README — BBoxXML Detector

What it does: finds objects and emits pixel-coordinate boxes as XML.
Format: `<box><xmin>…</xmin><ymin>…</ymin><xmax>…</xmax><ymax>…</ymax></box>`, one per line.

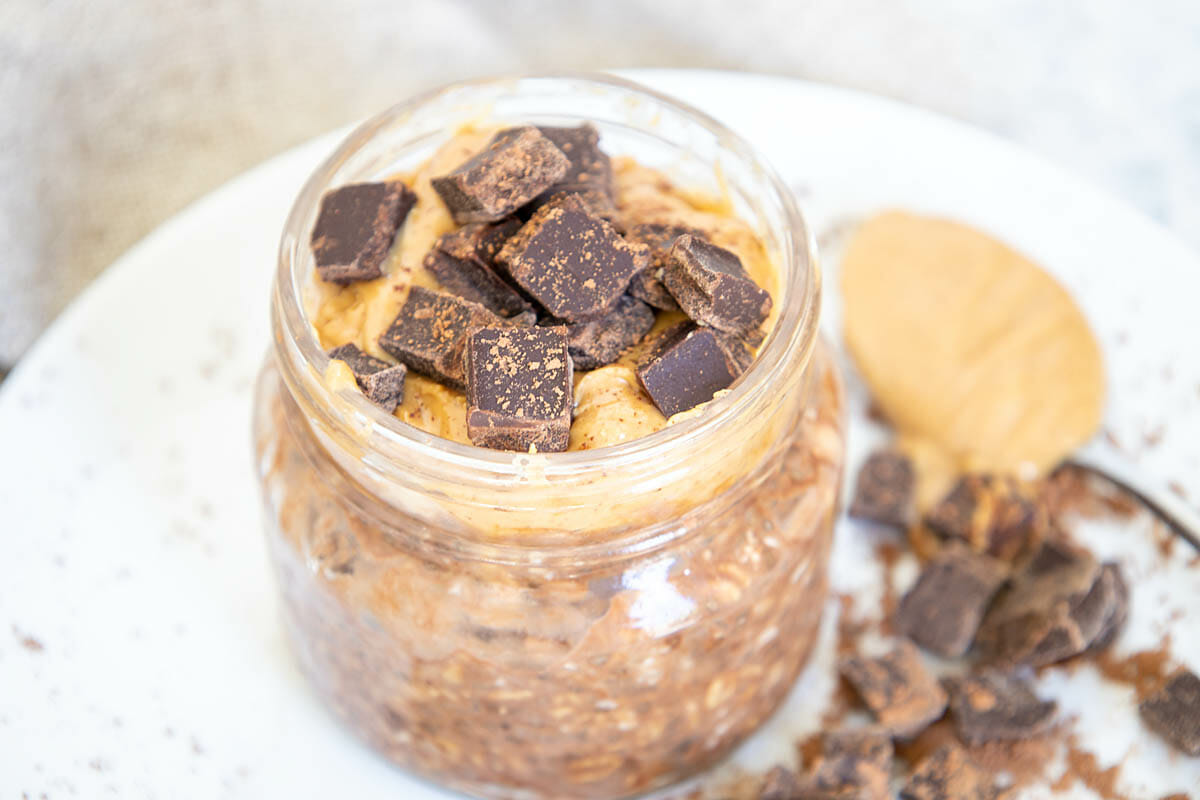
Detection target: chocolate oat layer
<box><xmin>307</xmin><ymin>125</ymin><xmax>780</xmax><ymax>451</ymax></box>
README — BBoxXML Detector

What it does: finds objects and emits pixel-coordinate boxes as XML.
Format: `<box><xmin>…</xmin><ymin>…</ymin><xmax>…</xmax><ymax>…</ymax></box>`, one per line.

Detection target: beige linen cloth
<box><xmin>1</xmin><ymin>0</ymin><xmax>1196</xmax><ymax>371</ymax></box>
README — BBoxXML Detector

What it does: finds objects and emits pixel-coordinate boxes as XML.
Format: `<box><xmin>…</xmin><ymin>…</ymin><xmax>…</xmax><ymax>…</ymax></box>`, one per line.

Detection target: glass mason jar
<box><xmin>253</xmin><ymin>75</ymin><xmax>845</xmax><ymax>799</ymax></box>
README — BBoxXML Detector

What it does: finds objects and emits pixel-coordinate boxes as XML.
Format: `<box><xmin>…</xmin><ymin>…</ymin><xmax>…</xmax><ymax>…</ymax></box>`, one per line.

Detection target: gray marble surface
<box><xmin>1</xmin><ymin>0</ymin><xmax>1198</xmax><ymax>370</ymax></box>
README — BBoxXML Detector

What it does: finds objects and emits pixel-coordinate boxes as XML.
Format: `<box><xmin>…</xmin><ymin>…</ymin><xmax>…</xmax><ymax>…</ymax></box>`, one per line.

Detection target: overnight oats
<box><xmin>252</xmin><ymin>75</ymin><xmax>845</xmax><ymax>799</ymax></box>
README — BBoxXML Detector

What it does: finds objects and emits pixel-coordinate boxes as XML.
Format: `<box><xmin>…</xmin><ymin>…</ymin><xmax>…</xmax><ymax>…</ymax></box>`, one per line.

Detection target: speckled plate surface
<box><xmin>1</xmin><ymin>70</ymin><xmax>1197</xmax><ymax>799</ymax></box>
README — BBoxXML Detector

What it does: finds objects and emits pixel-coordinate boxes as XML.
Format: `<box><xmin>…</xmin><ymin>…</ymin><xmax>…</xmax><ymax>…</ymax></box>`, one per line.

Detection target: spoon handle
<box><xmin>1069</xmin><ymin>439</ymin><xmax>1200</xmax><ymax>552</ymax></box>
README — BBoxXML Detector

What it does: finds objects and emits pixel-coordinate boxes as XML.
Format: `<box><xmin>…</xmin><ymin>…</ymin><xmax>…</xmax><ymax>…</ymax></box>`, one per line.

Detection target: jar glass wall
<box><xmin>253</xmin><ymin>74</ymin><xmax>845</xmax><ymax>799</ymax></box>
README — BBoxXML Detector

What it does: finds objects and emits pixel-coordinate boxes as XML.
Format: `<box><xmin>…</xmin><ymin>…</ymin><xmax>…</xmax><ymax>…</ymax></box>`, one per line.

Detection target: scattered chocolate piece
<box><xmin>636</xmin><ymin>323</ymin><xmax>745</xmax><ymax>418</ymax></box>
<box><xmin>424</xmin><ymin>221</ymin><xmax>535</xmax><ymax>319</ymax></box>
<box><xmin>378</xmin><ymin>287</ymin><xmax>508</xmax><ymax>390</ymax></box>
<box><xmin>839</xmin><ymin>641</ymin><xmax>948</xmax><ymax>738</ymax></box>
<box><xmin>627</xmin><ymin>222</ymin><xmax>699</xmax><ymax>310</ymax></box>
<box><xmin>758</xmin><ymin>765</ymin><xmax>802</xmax><ymax>800</ymax></box>
<box><xmin>849</xmin><ymin>450</ymin><xmax>916</xmax><ymax>529</ymax></box>
<box><xmin>663</xmin><ymin>234</ymin><xmax>772</xmax><ymax>335</ymax></box>
<box><xmin>1139</xmin><ymin>669</ymin><xmax>1200</xmax><ymax>756</ymax></box>
<box><xmin>975</xmin><ymin>541</ymin><xmax>1110</xmax><ymax>667</ymax></box>
<box><xmin>562</xmin><ymin>295</ymin><xmax>655</xmax><ymax>370</ymax></box>
<box><xmin>465</xmin><ymin>326</ymin><xmax>573</xmax><ymax>452</ymax></box>
<box><xmin>900</xmin><ymin>746</ymin><xmax>1005</xmax><ymax>800</ymax></box>
<box><xmin>431</xmin><ymin>127</ymin><xmax>570</xmax><ymax>223</ymax></box>
<box><xmin>943</xmin><ymin>672</ymin><xmax>1057</xmax><ymax>745</ymax></box>
<box><xmin>895</xmin><ymin>546</ymin><xmax>1007</xmax><ymax>658</ymax></box>
<box><xmin>925</xmin><ymin>474</ymin><xmax>1041</xmax><ymax>561</ymax></box>
<box><xmin>327</xmin><ymin>343</ymin><xmax>407</xmax><ymax>413</ymax></box>
<box><xmin>537</xmin><ymin>124</ymin><xmax>615</xmax><ymax>198</ymax></box>
<box><xmin>798</xmin><ymin>730</ymin><xmax>893</xmax><ymax>800</ymax></box>
<box><xmin>497</xmin><ymin>195</ymin><xmax>648</xmax><ymax>322</ymax></box>
<box><xmin>311</xmin><ymin>181</ymin><xmax>416</xmax><ymax>284</ymax></box>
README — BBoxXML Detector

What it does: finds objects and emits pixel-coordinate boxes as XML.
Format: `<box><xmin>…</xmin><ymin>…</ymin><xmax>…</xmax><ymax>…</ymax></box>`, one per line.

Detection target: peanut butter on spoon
<box><xmin>841</xmin><ymin>211</ymin><xmax>1105</xmax><ymax>510</ymax></box>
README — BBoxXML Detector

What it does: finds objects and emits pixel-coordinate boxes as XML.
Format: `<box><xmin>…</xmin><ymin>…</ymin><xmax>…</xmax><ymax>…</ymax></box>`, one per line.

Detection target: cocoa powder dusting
<box><xmin>1094</xmin><ymin>636</ymin><xmax>1174</xmax><ymax>701</ymax></box>
<box><xmin>895</xmin><ymin>719</ymin><xmax>1061</xmax><ymax>794</ymax></box>
<box><xmin>1052</xmin><ymin>736</ymin><xmax>1129</xmax><ymax>800</ymax></box>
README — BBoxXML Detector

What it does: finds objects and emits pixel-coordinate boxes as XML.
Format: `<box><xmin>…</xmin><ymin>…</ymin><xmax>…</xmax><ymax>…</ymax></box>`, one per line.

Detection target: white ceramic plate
<box><xmin>1</xmin><ymin>70</ymin><xmax>1197</xmax><ymax>799</ymax></box>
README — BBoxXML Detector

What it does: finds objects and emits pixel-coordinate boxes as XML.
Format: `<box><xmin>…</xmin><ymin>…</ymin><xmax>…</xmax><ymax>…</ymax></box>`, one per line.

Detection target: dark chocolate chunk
<box><xmin>525</xmin><ymin>186</ymin><xmax>623</xmax><ymax>230</ymax></box>
<box><xmin>424</xmin><ymin>221</ymin><xmax>535</xmax><ymax>319</ymax></box>
<box><xmin>431</xmin><ymin>127</ymin><xmax>570</xmax><ymax>224</ymax></box>
<box><xmin>797</xmin><ymin>730</ymin><xmax>893</xmax><ymax>800</ymax></box>
<box><xmin>1139</xmin><ymin>669</ymin><xmax>1200</xmax><ymax>756</ymax></box>
<box><xmin>564</xmin><ymin>295</ymin><xmax>656</xmax><ymax>370</ymax></box>
<box><xmin>925</xmin><ymin>474</ymin><xmax>1040</xmax><ymax>561</ymax></box>
<box><xmin>378</xmin><ymin>286</ymin><xmax>507</xmax><ymax>390</ymax></box>
<box><xmin>849</xmin><ymin>450</ymin><xmax>916</xmax><ymax>529</ymax></box>
<box><xmin>943</xmin><ymin>672</ymin><xmax>1057</xmax><ymax>745</ymax></box>
<box><xmin>895</xmin><ymin>546</ymin><xmax>1007</xmax><ymax>658</ymax></box>
<box><xmin>627</xmin><ymin>222</ymin><xmax>701</xmax><ymax>310</ymax></box>
<box><xmin>839</xmin><ymin>641</ymin><xmax>948</xmax><ymax>738</ymax></box>
<box><xmin>536</xmin><ymin>124</ymin><xmax>614</xmax><ymax>198</ymax></box>
<box><xmin>1086</xmin><ymin>563</ymin><xmax>1129</xmax><ymax>653</ymax></box>
<box><xmin>327</xmin><ymin>343</ymin><xmax>407</xmax><ymax>413</ymax></box>
<box><xmin>975</xmin><ymin>541</ymin><xmax>1104</xmax><ymax>667</ymax></box>
<box><xmin>636</xmin><ymin>323</ymin><xmax>745</xmax><ymax>418</ymax></box>
<box><xmin>758</xmin><ymin>765</ymin><xmax>802</xmax><ymax>800</ymax></box>
<box><xmin>310</xmin><ymin>180</ymin><xmax>416</xmax><ymax>284</ymax></box>
<box><xmin>663</xmin><ymin>233</ymin><xmax>772</xmax><ymax>335</ymax></box>
<box><xmin>497</xmin><ymin>195</ymin><xmax>648</xmax><ymax>322</ymax></box>
<box><xmin>715</xmin><ymin>329</ymin><xmax>757</xmax><ymax>375</ymax></box>
<box><xmin>900</xmin><ymin>746</ymin><xmax>1005</xmax><ymax>800</ymax></box>
<box><xmin>465</xmin><ymin>326</ymin><xmax>573</xmax><ymax>452</ymax></box>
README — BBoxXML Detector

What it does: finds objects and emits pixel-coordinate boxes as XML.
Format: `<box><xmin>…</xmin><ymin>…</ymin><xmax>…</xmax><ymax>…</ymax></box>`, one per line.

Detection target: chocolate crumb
<box><xmin>465</xmin><ymin>326</ymin><xmax>573</xmax><ymax>452</ymax></box>
<box><xmin>636</xmin><ymin>322</ymin><xmax>745</xmax><ymax>418</ymax></box>
<box><xmin>840</xmin><ymin>641</ymin><xmax>948</xmax><ymax>739</ymax></box>
<box><xmin>497</xmin><ymin>195</ymin><xmax>648</xmax><ymax>322</ymax></box>
<box><xmin>943</xmin><ymin>672</ymin><xmax>1057</xmax><ymax>745</ymax></box>
<box><xmin>378</xmin><ymin>287</ymin><xmax>509</xmax><ymax>390</ymax></box>
<box><xmin>311</xmin><ymin>180</ymin><xmax>416</xmax><ymax>284</ymax></box>
<box><xmin>849</xmin><ymin>450</ymin><xmax>916</xmax><ymax>529</ymax></box>
<box><xmin>1139</xmin><ymin>669</ymin><xmax>1200</xmax><ymax>756</ymax></box>
<box><xmin>327</xmin><ymin>343</ymin><xmax>407</xmax><ymax>413</ymax></box>
<box><xmin>663</xmin><ymin>234</ymin><xmax>773</xmax><ymax>335</ymax></box>
<box><xmin>900</xmin><ymin>746</ymin><xmax>1005</xmax><ymax>800</ymax></box>
<box><xmin>431</xmin><ymin>127</ymin><xmax>570</xmax><ymax>223</ymax></box>
<box><xmin>19</xmin><ymin>634</ymin><xmax>44</xmax><ymax>653</ymax></box>
<box><xmin>562</xmin><ymin>295</ymin><xmax>655</xmax><ymax>370</ymax></box>
<box><xmin>895</xmin><ymin>546</ymin><xmax>1006</xmax><ymax>658</ymax></box>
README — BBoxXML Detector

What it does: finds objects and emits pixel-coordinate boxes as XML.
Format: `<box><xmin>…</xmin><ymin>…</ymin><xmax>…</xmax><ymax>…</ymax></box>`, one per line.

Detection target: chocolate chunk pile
<box><xmin>755</xmin><ymin>447</ymin><xmax>1187</xmax><ymax>798</ymax></box>
<box><xmin>311</xmin><ymin>122</ymin><xmax>776</xmax><ymax>451</ymax></box>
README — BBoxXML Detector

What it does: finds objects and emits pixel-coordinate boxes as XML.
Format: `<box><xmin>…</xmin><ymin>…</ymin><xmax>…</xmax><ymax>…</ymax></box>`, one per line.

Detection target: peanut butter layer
<box><xmin>841</xmin><ymin>211</ymin><xmax>1105</xmax><ymax>508</ymax></box>
<box><xmin>311</xmin><ymin>130</ymin><xmax>780</xmax><ymax>451</ymax></box>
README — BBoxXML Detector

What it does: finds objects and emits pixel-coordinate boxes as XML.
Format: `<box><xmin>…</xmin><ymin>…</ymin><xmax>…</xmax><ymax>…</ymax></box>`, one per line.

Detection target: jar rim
<box><xmin>273</xmin><ymin>72</ymin><xmax>820</xmax><ymax>490</ymax></box>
